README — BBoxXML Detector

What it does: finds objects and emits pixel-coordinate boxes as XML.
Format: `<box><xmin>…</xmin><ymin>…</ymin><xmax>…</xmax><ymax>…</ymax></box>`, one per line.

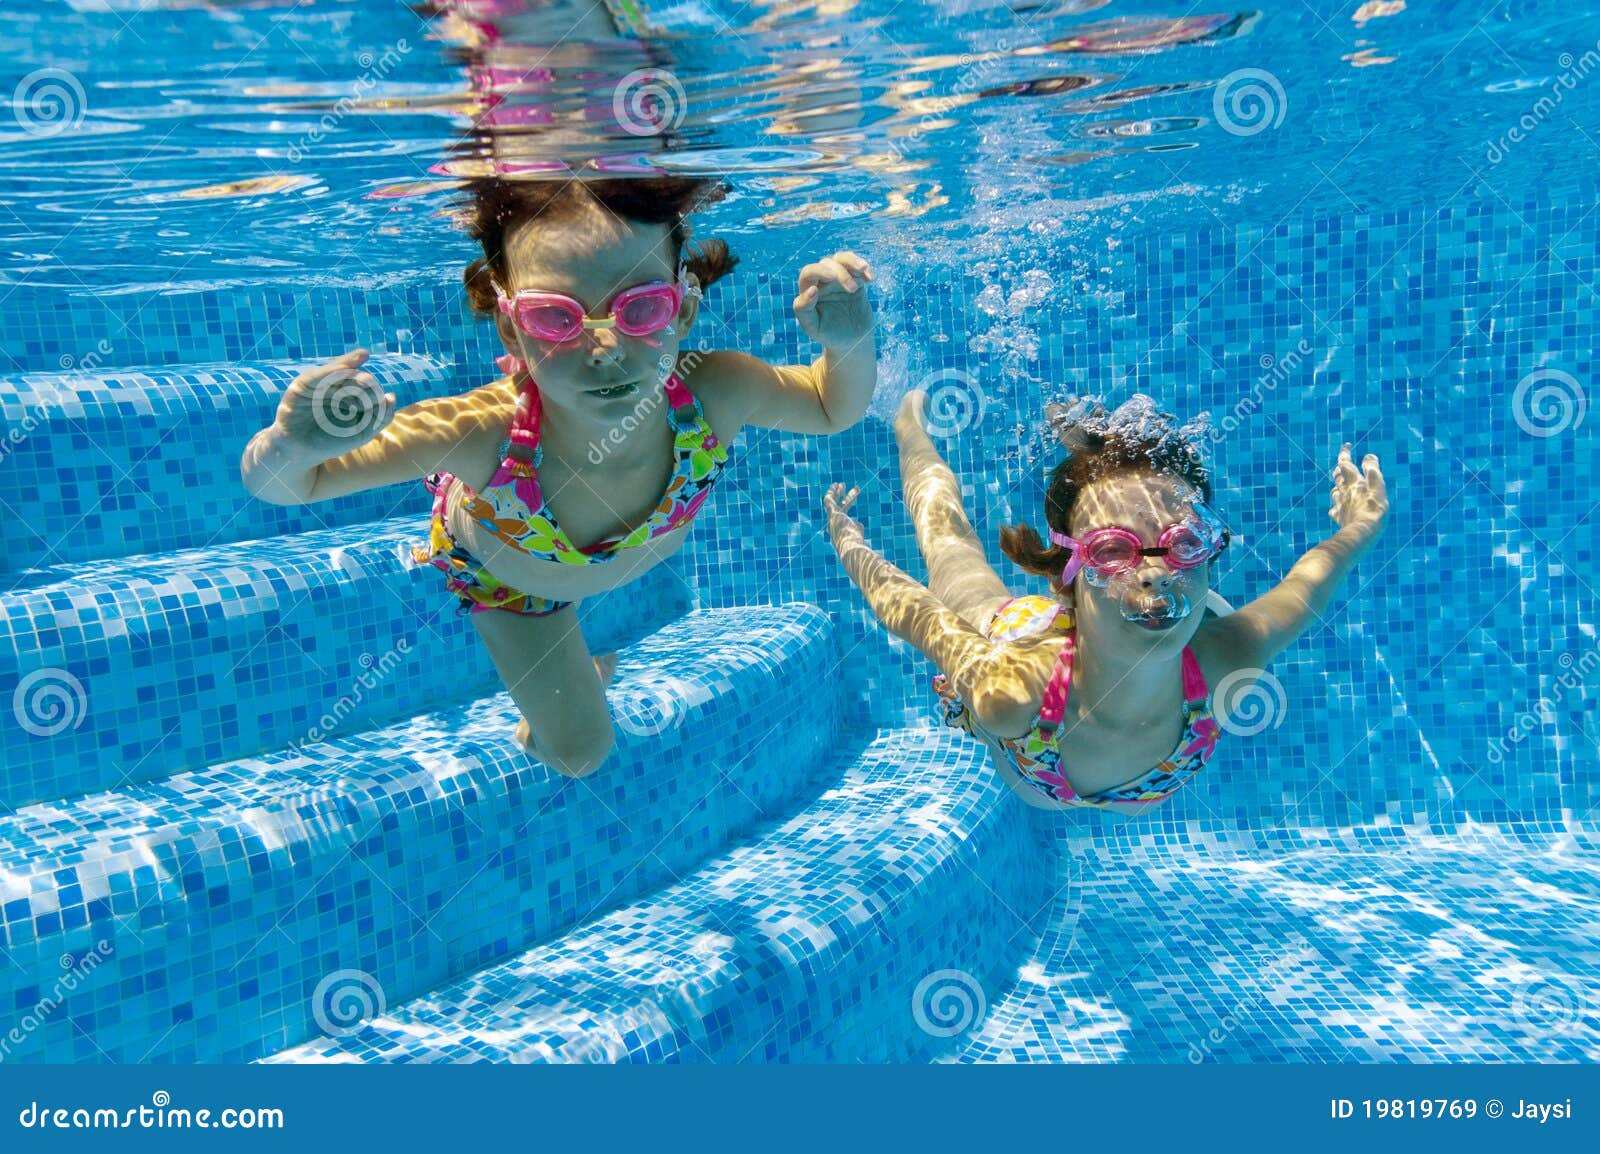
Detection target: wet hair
<box><xmin>1000</xmin><ymin>395</ymin><xmax>1214</xmax><ymax>583</ymax></box>
<box><xmin>459</xmin><ymin>176</ymin><xmax>740</xmax><ymax>316</ymax></box>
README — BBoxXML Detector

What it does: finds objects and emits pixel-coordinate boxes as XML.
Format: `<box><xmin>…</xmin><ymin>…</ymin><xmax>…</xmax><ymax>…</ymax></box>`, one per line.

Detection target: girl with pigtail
<box><xmin>825</xmin><ymin>390</ymin><xmax>1388</xmax><ymax>817</ymax></box>
<box><xmin>244</xmin><ymin>177</ymin><xmax>876</xmax><ymax>777</ymax></box>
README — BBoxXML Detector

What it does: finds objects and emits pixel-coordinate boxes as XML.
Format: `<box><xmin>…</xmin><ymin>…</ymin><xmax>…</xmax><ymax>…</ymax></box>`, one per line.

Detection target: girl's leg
<box><xmin>895</xmin><ymin>389</ymin><xmax>1013</xmax><ymax>630</ymax></box>
<box><xmin>470</xmin><ymin>603</ymin><xmax>615</xmax><ymax>778</ymax></box>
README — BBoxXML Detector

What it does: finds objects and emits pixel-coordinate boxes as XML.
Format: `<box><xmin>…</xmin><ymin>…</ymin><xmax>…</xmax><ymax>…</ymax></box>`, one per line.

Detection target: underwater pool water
<box><xmin>0</xmin><ymin>0</ymin><xmax>1597</xmax><ymax>1065</ymax></box>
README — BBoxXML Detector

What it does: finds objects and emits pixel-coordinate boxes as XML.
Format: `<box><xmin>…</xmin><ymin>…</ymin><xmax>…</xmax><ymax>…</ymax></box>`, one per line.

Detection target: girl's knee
<box><xmin>545</xmin><ymin>724</ymin><xmax>616</xmax><ymax>779</ymax></box>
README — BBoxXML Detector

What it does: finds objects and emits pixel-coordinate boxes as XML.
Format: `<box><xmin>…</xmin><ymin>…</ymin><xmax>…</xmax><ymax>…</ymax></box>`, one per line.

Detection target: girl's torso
<box><xmin>951</xmin><ymin>596</ymin><xmax>1231</xmax><ymax>818</ymax></box>
<box><xmin>442</xmin><ymin>369</ymin><xmax>735</xmax><ymax>601</ymax></box>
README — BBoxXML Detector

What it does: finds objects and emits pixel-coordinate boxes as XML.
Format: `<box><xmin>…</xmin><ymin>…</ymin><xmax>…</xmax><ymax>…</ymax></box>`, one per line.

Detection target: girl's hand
<box><xmin>272</xmin><ymin>349</ymin><xmax>396</xmax><ymax>458</ymax></box>
<box><xmin>795</xmin><ymin>251</ymin><xmax>874</xmax><ymax>350</ymax></box>
<box><xmin>1329</xmin><ymin>442</ymin><xmax>1388</xmax><ymax>546</ymax></box>
<box><xmin>824</xmin><ymin>482</ymin><xmax>863</xmax><ymax>545</ymax></box>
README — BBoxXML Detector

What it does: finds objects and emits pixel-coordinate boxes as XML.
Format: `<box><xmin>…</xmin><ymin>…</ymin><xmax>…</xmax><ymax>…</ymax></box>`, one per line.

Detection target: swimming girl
<box><xmin>242</xmin><ymin>177</ymin><xmax>875</xmax><ymax>777</ymax></box>
<box><xmin>824</xmin><ymin>391</ymin><xmax>1388</xmax><ymax>817</ymax></box>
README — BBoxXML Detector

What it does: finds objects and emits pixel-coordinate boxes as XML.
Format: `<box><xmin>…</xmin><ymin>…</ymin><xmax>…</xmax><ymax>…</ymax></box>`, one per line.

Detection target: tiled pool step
<box><xmin>262</xmin><ymin>727</ymin><xmax>1042</xmax><ymax>1064</ymax></box>
<box><xmin>0</xmin><ymin>354</ymin><xmax>464</xmax><ymax>576</ymax></box>
<box><xmin>948</xmin><ymin>823</ymin><xmax>1600</xmax><ymax>1063</ymax></box>
<box><xmin>0</xmin><ymin>604</ymin><xmax>838</xmax><ymax>1063</ymax></box>
<box><xmin>0</xmin><ymin>516</ymin><xmax>689</xmax><ymax>810</ymax></box>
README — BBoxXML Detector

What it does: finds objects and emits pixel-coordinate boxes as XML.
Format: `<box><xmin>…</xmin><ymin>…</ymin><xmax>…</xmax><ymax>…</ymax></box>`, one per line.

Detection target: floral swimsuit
<box><xmin>933</xmin><ymin>595</ymin><xmax>1222</xmax><ymax>808</ymax></box>
<box><xmin>411</xmin><ymin>370</ymin><xmax>729</xmax><ymax>617</ymax></box>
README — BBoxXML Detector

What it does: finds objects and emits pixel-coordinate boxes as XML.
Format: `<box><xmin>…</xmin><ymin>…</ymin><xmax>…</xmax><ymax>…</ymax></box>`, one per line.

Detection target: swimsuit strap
<box><xmin>491</xmin><ymin>376</ymin><xmax>542</xmax><ymax>470</ymax></box>
<box><xmin>661</xmin><ymin>372</ymin><xmax>704</xmax><ymax>430</ymax></box>
<box><xmin>1180</xmin><ymin>646</ymin><xmax>1209</xmax><ymax>705</ymax></box>
<box><xmin>1034</xmin><ymin>630</ymin><xmax>1077</xmax><ymax>736</ymax></box>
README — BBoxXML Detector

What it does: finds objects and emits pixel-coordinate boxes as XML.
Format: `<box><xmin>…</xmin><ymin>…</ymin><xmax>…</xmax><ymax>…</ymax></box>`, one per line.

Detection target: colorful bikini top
<box><xmin>453</xmin><ymin>370</ymin><xmax>730</xmax><ymax>565</ymax></box>
<box><xmin>934</xmin><ymin>595</ymin><xmax>1222</xmax><ymax>808</ymax></box>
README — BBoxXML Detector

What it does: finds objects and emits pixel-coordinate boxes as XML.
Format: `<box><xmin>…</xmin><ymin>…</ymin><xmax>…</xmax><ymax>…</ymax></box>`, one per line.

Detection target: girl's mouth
<box><xmin>587</xmin><ymin>381</ymin><xmax>639</xmax><ymax>399</ymax></box>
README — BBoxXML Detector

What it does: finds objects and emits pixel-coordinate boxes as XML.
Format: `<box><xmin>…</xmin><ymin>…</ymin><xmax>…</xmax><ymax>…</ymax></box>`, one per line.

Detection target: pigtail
<box><xmin>999</xmin><ymin>522</ymin><xmax>1068</xmax><ymax>581</ymax></box>
<box><xmin>684</xmin><ymin>237</ymin><xmax>738</xmax><ymax>290</ymax></box>
<box><xmin>463</xmin><ymin>255</ymin><xmax>499</xmax><ymax>318</ymax></box>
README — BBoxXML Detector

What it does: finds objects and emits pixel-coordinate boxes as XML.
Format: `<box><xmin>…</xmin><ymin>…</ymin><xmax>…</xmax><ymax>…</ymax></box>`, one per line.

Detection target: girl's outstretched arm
<box><xmin>695</xmin><ymin>251</ymin><xmax>876</xmax><ymax>435</ymax></box>
<box><xmin>825</xmin><ymin>483</ymin><xmax>1047</xmax><ymax>736</ymax></box>
<box><xmin>240</xmin><ymin>349</ymin><xmax>504</xmax><ymax>505</ymax></box>
<box><xmin>1209</xmin><ymin>442</ymin><xmax>1389</xmax><ymax>669</ymax></box>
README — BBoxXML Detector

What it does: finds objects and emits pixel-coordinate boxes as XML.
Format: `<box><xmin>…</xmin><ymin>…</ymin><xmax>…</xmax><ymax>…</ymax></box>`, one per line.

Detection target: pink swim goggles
<box><xmin>495</xmin><ymin>266</ymin><xmax>694</xmax><ymax>344</ymax></box>
<box><xmin>1048</xmin><ymin>507</ymin><xmax>1229</xmax><ymax>585</ymax></box>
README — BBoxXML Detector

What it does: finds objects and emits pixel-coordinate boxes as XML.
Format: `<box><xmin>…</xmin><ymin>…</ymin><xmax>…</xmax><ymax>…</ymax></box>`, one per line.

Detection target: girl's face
<box><xmin>495</xmin><ymin>204</ymin><xmax>698</xmax><ymax>416</ymax></box>
<box><xmin>1063</xmin><ymin>471</ymin><xmax>1215</xmax><ymax>653</ymax></box>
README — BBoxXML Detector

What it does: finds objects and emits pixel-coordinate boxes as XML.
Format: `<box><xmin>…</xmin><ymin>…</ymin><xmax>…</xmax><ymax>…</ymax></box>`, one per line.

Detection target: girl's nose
<box><xmin>584</xmin><ymin>327</ymin><xmax>622</xmax><ymax>365</ymax></box>
<box><xmin>1137</xmin><ymin>560</ymin><xmax>1174</xmax><ymax>589</ymax></box>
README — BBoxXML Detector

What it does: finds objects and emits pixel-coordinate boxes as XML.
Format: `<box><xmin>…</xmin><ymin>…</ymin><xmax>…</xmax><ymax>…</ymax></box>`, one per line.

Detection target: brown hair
<box><xmin>458</xmin><ymin>176</ymin><xmax>739</xmax><ymax>316</ymax></box>
<box><xmin>999</xmin><ymin>405</ymin><xmax>1214</xmax><ymax>585</ymax></box>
